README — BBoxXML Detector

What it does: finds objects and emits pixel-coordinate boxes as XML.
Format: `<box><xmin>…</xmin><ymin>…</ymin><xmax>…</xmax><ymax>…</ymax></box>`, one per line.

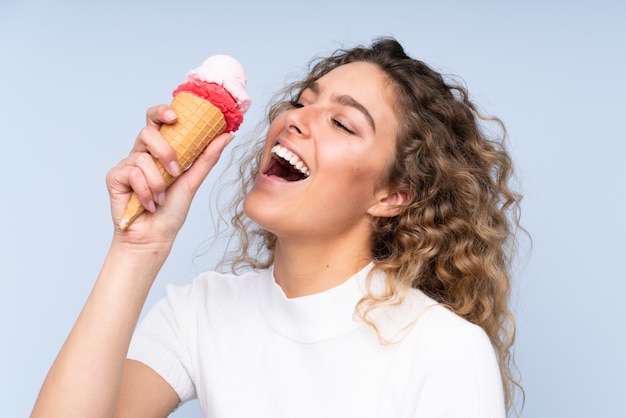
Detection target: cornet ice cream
<box><xmin>119</xmin><ymin>55</ymin><xmax>251</xmax><ymax>230</ymax></box>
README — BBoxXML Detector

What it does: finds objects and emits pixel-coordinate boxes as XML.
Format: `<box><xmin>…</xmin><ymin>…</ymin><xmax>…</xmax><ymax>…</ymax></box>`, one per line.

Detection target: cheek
<box><xmin>325</xmin><ymin>145</ymin><xmax>384</xmax><ymax>183</ymax></box>
<box><xmin>266</xmin><ymin>116</ymin><xmax>284</xmax><ymax>140</ymax></box>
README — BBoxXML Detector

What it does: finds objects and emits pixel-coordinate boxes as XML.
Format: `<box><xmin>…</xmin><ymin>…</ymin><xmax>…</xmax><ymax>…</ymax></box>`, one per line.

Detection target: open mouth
<box><xmin>263</xmin><ymin>144</ymin><xmax>310</xmax><ymax>181</ymax></box>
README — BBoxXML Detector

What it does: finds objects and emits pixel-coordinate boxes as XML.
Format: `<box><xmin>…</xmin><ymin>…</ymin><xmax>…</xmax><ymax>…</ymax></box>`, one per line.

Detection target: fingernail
<box><xmin>146</xmin><ymin>200</ymin><xmax>156</xmax><ymax>213</ymax></box>
<box><xmin>164</xmin><ymin>109</ymin><xmax>177</xmax><ymax>122</ymax></box>
<box><xmin>157</xmin><ymin>192</ymin><xmax>166</xmax><ymax>206</ymax></box>
<box><xmin>168</xmin><ymin>161</ymin><xmax>181</xmax><ymax>176</ymax></box>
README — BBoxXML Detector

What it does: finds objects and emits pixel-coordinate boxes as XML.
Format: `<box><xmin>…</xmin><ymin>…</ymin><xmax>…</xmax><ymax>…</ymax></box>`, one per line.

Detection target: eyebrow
<box><xmin>309</xmin><ymin>81</ymin><xmax>376</xmax><ymax>131</ymax></box>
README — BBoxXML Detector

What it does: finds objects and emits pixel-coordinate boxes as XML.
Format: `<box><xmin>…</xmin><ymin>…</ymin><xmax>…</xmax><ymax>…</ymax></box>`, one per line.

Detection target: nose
<box><xmin>283</xmin><ymin>105</ymin><xmax>311</xmax><ymax>138</ymax></box>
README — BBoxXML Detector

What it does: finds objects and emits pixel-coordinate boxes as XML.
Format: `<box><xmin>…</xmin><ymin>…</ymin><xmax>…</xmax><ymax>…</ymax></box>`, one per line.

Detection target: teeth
<box><xmin>271</xmin><ymin>144</ymin><xmax>310</xmax><ymax>178</ymax></box>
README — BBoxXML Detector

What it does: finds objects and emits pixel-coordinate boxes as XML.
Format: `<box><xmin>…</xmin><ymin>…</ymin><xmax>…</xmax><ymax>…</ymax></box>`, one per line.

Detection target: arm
<box><xmin>31</xmin><ymin>106</ymin><xmax>234</xmax><ymax>418</ymax></box>
<box><xmin>113</xmin><ymin>360</ymin><xmax>180</xmax><ymax>417</ymax></box>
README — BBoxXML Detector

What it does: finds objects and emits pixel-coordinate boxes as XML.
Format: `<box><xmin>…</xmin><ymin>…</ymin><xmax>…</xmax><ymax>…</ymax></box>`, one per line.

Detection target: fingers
<box><xmin>146</xmin><ymin>104</ymin><xmax>177</xmax><ymax>129</ymax></box>
<box><xmin>107</xmin><ymin>106</ymin><xmax>180</xmax><ymax>217</ymax></box>
<box><xmin>108</xmin><ymin>132</ymin><xmax>234</xmax><ymax>225</ymax></box>
<box><xmin>133</xmin><ymin>106</ymin><xmax>181</xmax><ymax>178</ymax></box>
<box><xmin>106</xmin><ymin>154</ymin><xmax>165</xmax><ymax>215</ymax></box>
<box><xmin>127</xmin><ymin>154</ymin><xmax>166</xmax><ymax>211</ymax></box>
<box><xmin>108</xmin><ymin>102</ymin><xmax>236</xmax><ymax>234</ymax></box>
<box><xmin>133</xmin><ymin>126</ymin><xmax>181</xmax><ymax>178</ymax></box>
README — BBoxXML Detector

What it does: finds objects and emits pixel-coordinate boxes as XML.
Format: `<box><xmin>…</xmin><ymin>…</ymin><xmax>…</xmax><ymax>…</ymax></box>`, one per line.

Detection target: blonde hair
<box><xmin>216</xmin><ymin>37</ymin><xmax>524</xmax><ymax>414</ymax></box>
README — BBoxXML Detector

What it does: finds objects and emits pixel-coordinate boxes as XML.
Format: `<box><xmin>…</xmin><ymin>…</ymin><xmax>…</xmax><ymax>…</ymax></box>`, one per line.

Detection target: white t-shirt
<box><xmin>128</xmin><ymin>263</ymin><xmax>505</xmax><ymax>417</ymax></box>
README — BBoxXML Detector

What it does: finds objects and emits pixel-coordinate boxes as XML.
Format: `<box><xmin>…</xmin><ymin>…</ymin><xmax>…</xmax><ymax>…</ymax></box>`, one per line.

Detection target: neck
<box><xmin>272</xmin><ymin>235</ymin><xmax>372</xmax><ymax>298</ymax></box>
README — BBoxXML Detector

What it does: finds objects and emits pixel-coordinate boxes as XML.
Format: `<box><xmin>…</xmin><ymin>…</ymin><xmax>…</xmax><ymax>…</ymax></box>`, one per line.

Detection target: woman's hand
<box><xmin>106</xmin><ymin>104</ymin><xmax>234</xmax><ymax>249</ymax></box>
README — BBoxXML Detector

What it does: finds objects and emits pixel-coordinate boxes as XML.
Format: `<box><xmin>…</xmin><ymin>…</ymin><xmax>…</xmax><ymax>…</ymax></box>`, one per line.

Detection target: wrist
<box><xmin>111</xmin><ymin>224</ymin><xmax>176</xmax><ymax>255</ymax></box>
<box><xmin>111</xmin><ymin>236</ymin><xmax>173</xmax><ymax>259</ymax></box>
<box><xmin>105</xmin><ymin>236</ymin><xmax>173</xmax><ymax>282</ymax></box>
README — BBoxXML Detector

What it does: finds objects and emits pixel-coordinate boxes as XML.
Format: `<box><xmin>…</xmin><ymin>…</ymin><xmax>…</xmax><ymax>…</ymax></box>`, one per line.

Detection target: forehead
<box><xmin>315</xmin><ymin>62</ymin><xmax>393</xmax><ymax>101</ymax></box>
<box><xmin>314</xmin><ymin>61</ymin><xmax>398</xmax><ymax>133</ymax></box>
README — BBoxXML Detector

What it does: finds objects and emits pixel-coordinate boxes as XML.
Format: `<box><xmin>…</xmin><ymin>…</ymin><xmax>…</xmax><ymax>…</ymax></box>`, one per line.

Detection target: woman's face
<box><xmin>243</xmin><ymin>61</ymin><xmax>399</xmax><ymax>243</ymax></box>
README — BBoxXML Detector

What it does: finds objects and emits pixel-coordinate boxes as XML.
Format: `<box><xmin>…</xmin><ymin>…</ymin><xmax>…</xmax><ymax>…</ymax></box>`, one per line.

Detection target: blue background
<box><xmin>1</xmin><ymin>1</ymin><xmax>624</xmax><ymax>416</ymax></box>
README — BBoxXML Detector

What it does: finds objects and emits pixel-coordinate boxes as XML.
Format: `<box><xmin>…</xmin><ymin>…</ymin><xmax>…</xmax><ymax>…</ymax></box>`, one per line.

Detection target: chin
<box><xmin>243</xmin><ymin>190</ymin><xmax>291</xmax><ymax>239</ymax></box>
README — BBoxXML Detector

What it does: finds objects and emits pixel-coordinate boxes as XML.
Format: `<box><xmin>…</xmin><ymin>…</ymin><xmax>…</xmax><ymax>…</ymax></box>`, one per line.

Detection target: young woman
<box><xmin>32</xmin><ymin>37</ymin><xmax>522</xmax><ymax>417</ymax></box>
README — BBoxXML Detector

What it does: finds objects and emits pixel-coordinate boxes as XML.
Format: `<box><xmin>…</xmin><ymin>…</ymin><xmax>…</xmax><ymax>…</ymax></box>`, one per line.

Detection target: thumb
<box><xmin>171</xmin><ymin>132</ymin><xmax>235</xmax><ymax>197</ymax></box>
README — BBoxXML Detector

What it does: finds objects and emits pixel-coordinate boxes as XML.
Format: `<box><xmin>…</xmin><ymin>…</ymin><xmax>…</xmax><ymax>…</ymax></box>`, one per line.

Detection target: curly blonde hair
<box><xmin>217</xmin><ymin>37</ymin><xmax>523</xmax><ymax>414</ymax></box>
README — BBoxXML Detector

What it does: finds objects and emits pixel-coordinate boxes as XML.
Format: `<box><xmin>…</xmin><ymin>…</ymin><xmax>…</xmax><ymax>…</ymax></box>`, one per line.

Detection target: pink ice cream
<box><xmin>172</xmin><ymin>54</ymin><xmax>251</xmax><ymax>132</ymax></box>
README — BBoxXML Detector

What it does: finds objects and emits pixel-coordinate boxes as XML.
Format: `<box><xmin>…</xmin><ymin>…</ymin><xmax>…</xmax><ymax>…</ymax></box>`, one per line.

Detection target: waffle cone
<box><xmin>119</xmin><ymin>92</ymin><xmax>227</xmax><ymax>230</ymax></box>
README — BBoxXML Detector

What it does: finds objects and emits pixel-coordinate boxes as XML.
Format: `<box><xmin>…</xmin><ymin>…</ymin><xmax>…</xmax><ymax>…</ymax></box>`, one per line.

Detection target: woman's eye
<box><xmin>289</xmin><ymin>100</ymin><xmax>304</xmax><ymax>108</ymax></box>
<box><xmin>332</xmin><ymin>118</ymin><xmax>354</xmax><ymax>134</ymax></box>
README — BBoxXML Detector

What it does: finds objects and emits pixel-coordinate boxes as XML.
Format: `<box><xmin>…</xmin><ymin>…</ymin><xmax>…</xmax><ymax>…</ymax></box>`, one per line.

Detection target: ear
<box><xmin>367</xmin><ymin>189</ymin><xmax>411</xmax><ymax>218</ymax></box>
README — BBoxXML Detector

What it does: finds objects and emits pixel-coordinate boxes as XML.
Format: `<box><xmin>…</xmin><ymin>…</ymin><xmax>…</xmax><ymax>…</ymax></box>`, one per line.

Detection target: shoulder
<box><xmin>401</xmin><ymin>289</ymin><xmax>494</xmax><ymax>353</ymax></box>
<box><xmin>377</xmin><ymin>288</ymin><xmax>499</xmax><ymax>380</ymax></box>
<box><xmin>373</xmin><ymin>288</ymin><xmax>488</xmax><ymax>345</ymax></box>
<box><xmin>399</xmin><ymin>290</ymin><xmax>506</xmax><ymax>416</ymax></box>
<box><xmin>186</xmin><ymin>269</ymin><xmax>269</xmax><ymax>296</ymax></box>
<box><xmin>159</xmin><ymin>269</ymin><xmax>272</xmax><ymax>316</ymax></box>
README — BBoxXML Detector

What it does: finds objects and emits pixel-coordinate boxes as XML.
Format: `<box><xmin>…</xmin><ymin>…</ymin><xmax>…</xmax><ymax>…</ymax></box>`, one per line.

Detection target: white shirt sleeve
<box><xmin>127</xmin><ymin>282</ymin><xmax>198</xmax><ymax>403</ymax></box>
